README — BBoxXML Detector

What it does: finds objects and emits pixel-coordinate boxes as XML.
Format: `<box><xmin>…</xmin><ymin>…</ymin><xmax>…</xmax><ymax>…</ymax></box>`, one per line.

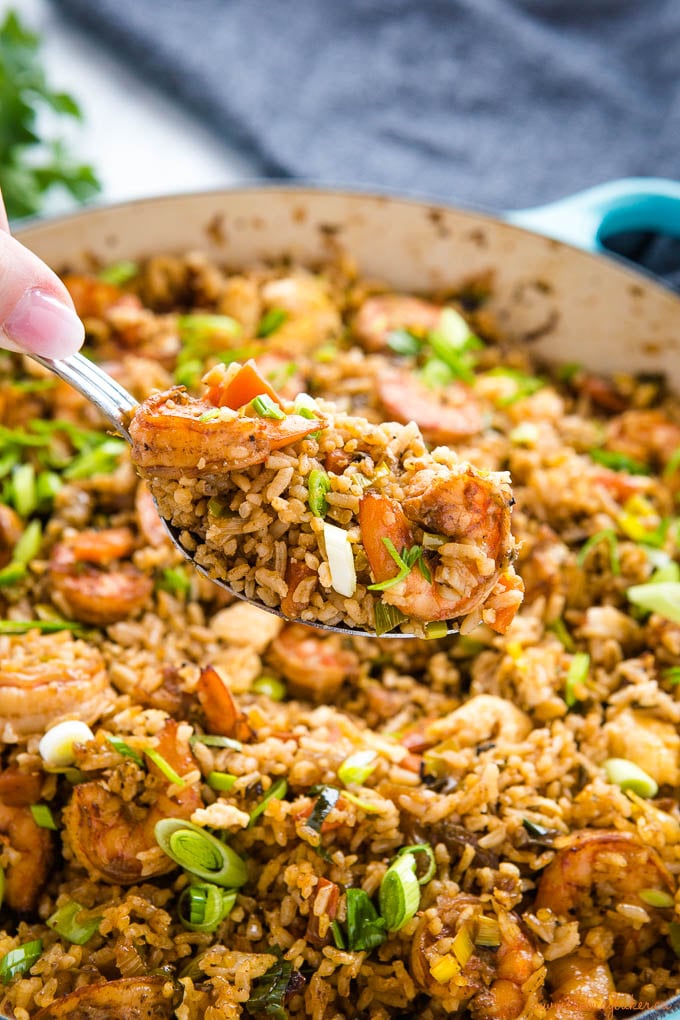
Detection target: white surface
<box><xmin>3</xmin><ymin>0</ymin><xmax>258</xmax><ymax>211</ymax></box>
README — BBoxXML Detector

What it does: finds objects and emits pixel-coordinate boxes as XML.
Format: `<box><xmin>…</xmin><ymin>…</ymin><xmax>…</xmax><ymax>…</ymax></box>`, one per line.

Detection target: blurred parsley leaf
<box><xmin>0</xmin><ymin>9</ymin><xmax>100</xmax><ymax>220</ymax></box>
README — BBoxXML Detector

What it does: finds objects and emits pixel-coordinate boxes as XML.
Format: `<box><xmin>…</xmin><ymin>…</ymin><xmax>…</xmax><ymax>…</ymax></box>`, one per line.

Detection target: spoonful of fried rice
<box><xmin>28</xmin><ymin>354</ymin><xmax>523</xmax><ymax>637</ymax></box>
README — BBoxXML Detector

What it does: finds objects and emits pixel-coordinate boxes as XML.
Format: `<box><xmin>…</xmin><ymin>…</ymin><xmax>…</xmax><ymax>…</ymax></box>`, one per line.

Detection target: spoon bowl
<box><xmin>29</xmin><ymin>352</ymin><xmax>438</xmax><ymax>638</ymax></box>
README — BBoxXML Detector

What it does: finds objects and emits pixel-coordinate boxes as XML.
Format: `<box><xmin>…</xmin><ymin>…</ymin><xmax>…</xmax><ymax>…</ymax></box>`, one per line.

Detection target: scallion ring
<box><xmin>0</xmin><ymin>939</ymin><xmax>42</xmax><ymax>984</ymax></box>
<box><xmin>47</xmin><ymin>900</ymin><xmax>102</xmax><ymax>945</ymax></box>
<box><xmin>395</xmin><ymin>843</ymin><xmax>436</xmax><ymax>884</ymax></box>
<box><xmin>177</xmin><ymin>882</ymin><xmax>237</xmax><ymax>932</ymax></box>
<box><xmin>154</xmin><ymin>818</ymin><xmax>247</xmax><ymax>887</ymax></box>
<box><xmin>379</xmin><ymin>852</ymin><xmax>421</xmax><ymax>931</ymax></box>
<box><xmin>338</xmin><ymin>750</ymin><xmax>378</xmax><ymax>787</ymax></box>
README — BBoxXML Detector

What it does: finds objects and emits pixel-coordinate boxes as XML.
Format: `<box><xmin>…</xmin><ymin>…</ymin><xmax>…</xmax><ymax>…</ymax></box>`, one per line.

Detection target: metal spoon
<box><xmin>28</xmin><ymin>352</ymin><xmax>441</xmax><ymax>639</ymax></box>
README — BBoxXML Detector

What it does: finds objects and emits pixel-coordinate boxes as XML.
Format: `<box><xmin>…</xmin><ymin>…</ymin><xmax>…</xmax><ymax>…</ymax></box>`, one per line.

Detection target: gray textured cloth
<box><xmin>52</xmin><ymin>0</ymin><xmax>680</xmax><ymax>283</ymax></box>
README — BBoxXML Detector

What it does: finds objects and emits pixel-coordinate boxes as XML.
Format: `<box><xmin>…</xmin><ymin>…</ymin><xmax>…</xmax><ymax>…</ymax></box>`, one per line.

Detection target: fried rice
<box><xmin>0</xmin><ymin>249</ymin><xmax>679</xmax><ymax>1019</ymax></box>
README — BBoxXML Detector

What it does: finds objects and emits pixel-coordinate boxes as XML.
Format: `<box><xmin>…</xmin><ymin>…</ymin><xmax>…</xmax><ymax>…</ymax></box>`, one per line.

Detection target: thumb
<box><xmin>0</xmin><ymin>229</ymin><xmax>84</xmax><ymax>359</ymax></box>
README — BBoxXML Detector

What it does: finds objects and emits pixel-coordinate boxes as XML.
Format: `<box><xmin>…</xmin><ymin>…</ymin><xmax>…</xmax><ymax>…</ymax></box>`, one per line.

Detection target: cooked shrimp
<box><xmin>0</xmin><ymin>770</ymin><xmax>52</xmax><ymax>912</ymax></box>
<box><xmin>545</xmin><ymin>951</ymin><xmax>634</xmax><ymax>1019</ymax></box>
<box><xmin>197</xmin><ymin>665</ymin><xmax>255</xmax><ymax>742</ymax></box>
<box><xmin>33</xmin><ymin>975</ymin><xmax>181</xmax><ymax>1020</ymax></box>
<box><xmin>260</xmin><ymin>272</ymin><xmax>341</xmax><ymax>352</ymax></box>
<box><xmin>535</xmin><ymin>829</ymin><xmax>675</xmax><ymax>959</ymax></box>
<box><xmin>0</xmin><ymin>504</ymin><xmax>22</xmax><ymax>568</ymax></box>
<box><xmin>353</xmin><ymin>294</ymin><xmax>442</xmax><ymax>352</ymax></box>
<box><xmin>129</xmin><ymin>387</ymin><xmax>324</xmax><ymax>476</ymax></box>
<box><xmin>135</xmin><ymin>481</ymin><xmax>170</xmax><ymax>548</ymax></box>
<box><xmin>49</xmin><ymin>527</ymin><xmax>153</xmax><ymax>625</ymax></box>
<box><xmin>376</xmin><ymin>365</ymin><xmax>483</xmax><ymax>442</ymax></box>
<box><xmin>268</xmin><ymin>624</ymin><xmax>360</xmax><ymax>701</ymax></box>
<box><xmin>606</xmin><ymin>409</ymin><xmax>680</xmax><ymax>472</ymax></box>
<box><xmin>0</xmin><ymin>631</ymin><xmax>113</xmax><ymax>741</ymax></box>
<box><xmin>63</xmin><ymin>720</ymin><xmax>200</xmax><ymax>885</ymax></box>
<box><xmin>411</xmin><ymin>893</ymin><xmax>542</xmax><ymax>1019</ymax></box>
<box><xmin>424</xmin><ymin>694</ymin><xmax>532</xmax><ymax>747</ymax></box>
<box><xmin>62</xmin><ymin>273</ymin><xmax>142</xmax><ymax>319</ymax></box>
<box><xmin>359</xmin><ymin>466</ymin><xmax>521</xmax><ymax>628</ymax></box>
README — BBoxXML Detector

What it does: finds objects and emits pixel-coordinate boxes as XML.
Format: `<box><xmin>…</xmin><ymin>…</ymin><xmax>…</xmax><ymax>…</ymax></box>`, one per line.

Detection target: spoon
<box><xmin>28</xmin><ymin>352</ymin><xmax>437</xmax><ymax>639</ymax></box>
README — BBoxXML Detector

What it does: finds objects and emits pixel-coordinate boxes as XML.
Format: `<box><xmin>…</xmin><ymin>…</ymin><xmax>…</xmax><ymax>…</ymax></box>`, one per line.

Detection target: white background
<box><xmin>2</xmin><ymin>0</ymin><xmax>257</xmax><ymax>211</ymax></box>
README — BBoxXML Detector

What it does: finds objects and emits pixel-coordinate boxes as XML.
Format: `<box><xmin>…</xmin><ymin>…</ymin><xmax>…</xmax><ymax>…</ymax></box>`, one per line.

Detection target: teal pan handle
<box><xmin>506</xmin><ymin>177</ymin><xmax>680</xmax><ymax>253</ymax></box>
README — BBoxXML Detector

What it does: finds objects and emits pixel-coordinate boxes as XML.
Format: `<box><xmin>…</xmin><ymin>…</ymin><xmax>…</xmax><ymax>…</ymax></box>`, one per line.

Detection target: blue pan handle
<box><xmin>506</xmin><ymin>177</ymin><xmax>680</xmax><ymax>253</ymax></box>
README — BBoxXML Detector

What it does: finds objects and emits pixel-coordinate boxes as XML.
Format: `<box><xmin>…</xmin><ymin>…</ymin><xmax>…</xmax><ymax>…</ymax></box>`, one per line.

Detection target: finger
<box><xmin>0</xmin><ymin>187</ymin><xmax>9</xmax><ymax>232</ymax></box>
<box><xmin>0</xmin><ymin>230</ymin><xmax>84</xmax><ymax>358</ymax></box>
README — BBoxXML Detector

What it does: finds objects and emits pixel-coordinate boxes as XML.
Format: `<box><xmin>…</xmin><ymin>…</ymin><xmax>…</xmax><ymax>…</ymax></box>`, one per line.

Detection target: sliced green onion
<box><xmin>11</xmin><ymin>462</ymin><xmax>36</xmax><ymax>517</ymax></box>
<box><xmin>663</xmin><ymin>667</ymin><xmax>680</xmax><ymax>686</ymax></box>
<box><xmin>322</xmin><ymin>522</ymin><xmax>356</xmax><ymax>598</ymax></box>
<box><xmin>293</xmin><ymin>392</ymin><xmax>320</xmax><ymax>416</ymax></box>
<box><xmin>107</xmin><ymin>735</ymin><xmax>144</xmax><ymax>767</ymax></box>
<box><xmin>313</xmin><ymin>343</ymin><xmax>337</xmax><ymax>363</ymax></box>
<box><xmin>379</xmin><ymin>853</ymin><xmax>421</xmax><ymax>931</ymax></box>
<box><xmin>486</xmin><ymin>367</ymin><xmax>545</xmax><ymax>406</ymax></box>
<box><xmin>98</xmin><ymin>259</ymin><xmax>138</xmax><ymax>285</ymax></box>
<box><xmin>669</xmin><ymin>921</ymin><xmax>680</xmax><ymax>958</ymax></box>
<box><xmin>247</xmin><ymin>956</ymin><xmax>294</xmax><ymax>1016</ymax></box>
<box><xmin>558</xmin><ymin>362</ymin><xmax>582</xmax><ymax>382</ymax></box>
<box><xmin>664</xmin><ymin>448</ymin><xmax>680</xmax><ymax>478</ymax></box>
<box><xmin>306</xmin><ymin>786</ymin><xmax>340</xmax><ymax>835</ymax></box>
<box><xmin>395</xmin><ymin>843</ymin><xmax>436</xmax><ymax>885</ymax></box>
<box><xmin>341</xmin><ymin>790</ymin><xmax>383</xmax><ymax>814</ymax></box>
<box><xmin>198</xmin><ymin>409</ymin><xmax>221</xmax><ymax>423</ymax></box>
<box><xmin>144</xmin><ymin>748</ymin><xmax>187</xmax><ymax>787</ymax></box>
<box><xmin>564</xmin><ymin>652</ymin><xmax>590</xmax><ymax>708</ymax></box>
<box><xmin>639</xmin><ymin>888</ymin><xmax>674</xmax><ymax>909</ymax></box>
<box><xmin>419</xmin><ymin>356</ymin><xmax>454</xmax><ymax>389</ymax></box>
<box><xmin>345</xmin><ymin>887</ymin><xmax>386</xmax><ymax>951</ymax></box>
<box><xmin>154</xmin><ymin>818</ymin><xmax>247</xmax><ymax>887</ymax></box>
<box><xmin>547</xmin><ymin>617</ymin><xmax>575</xmax><ymax>652</ymax></box>
<box><xmin>248</xmin><ymin>777</ymin><xmax>288</xmax><ymax>827</ymax></box>
<box><xmin>252</xmin><ymin>675</ymin><xmax>286</xmax><ymax>701</ymax></box>
<box><xmin>257</xmin><ymin>307</ymin><xmax>288</xmax><ymax>338</ymax></box>
<box><xmin>47</xmin><ymin>901</ymin><xmax>102</xmax><ymax>944</ymax></box>
<box><xmin>307</xmin><ymin>468</ymin><xmax>331</xmax><ymax>517</ymax></box>
<box><xmin>12</xmin><ymin>519</ymin><xmax>42</xmax><ymax>567</ymax></box>
<box><xmin>10</xmin><ymin>378</ymin><xmax>56</xmax><ymax>394</ymax></box>
<box><xmin>576</xmin><ymin>529</ymin><xmax>620</xmax><ymax>575</ymax></box>
<box><xmin>338</xmin><ymin>750</ymin><xmax>378</xmax><ymax>787</ymax></box>
<box><xmin>207</xmin><ymin>771</ymin><xmax>237</xmax><ymax>792</ymax></box>
<box><xmin>36</xmin><ymin>470</ymin><xmax>62</xmax><ymax>506</ymax></box>
<box><xmin>627</xmin><ymin>581</ymin><xmax>680</xmax><ymax>624</ymax></box>
<box><xmin>174</xmin><ymin>357</ymin><xmax>204</xmax><ymax>388</ymax></box>
<box><xmin>0</xmin><ymin>563</ymin><xmax>26</xmax><ymax>588</ymax></box>
<box><xmin>0</xmin><ymin>619</ymin><xmax>81</xmax><ymax>635</ymax></box>
<box><xmin>425</xmin><ymin>620</ymin><xmax>449</xmax><ymax>640</ymax></box>
<box><xmin>451</xmin><ymin>924</ymin><xmax>475</xmax><ymax>966</ymax></box>
<box><xmin>386</xmin><ymin>329</ymin><xmax>422</xmax><ymax>356</ymax></box>
<box><xmin>475</xmin><ymin>915</ymin><xmax>501</xmax><ymax>948</ymax></box>
<box><xmin>604</xmin><ymin>757</ymin><xmax>658</xmax><ymax>798</ymax></box>
<box><xmin>250</xmin><ymin>394</ymin><xmax>286</xmax><ymax>420</ymax></box>
<box><xmin>422</xmin><ymin>532</ymin><xmax>447</xmax><ymax>550</ymax></box>
<box><xmin>30</xmin><ymin>803</ymin><xmax>57</xmax><ymax>830</ymax></box>
<box><xmin>189</xmin><ymin>734</ymin><xmax>243</xmax><ymax>751</ymax></box>
<box><xmin>650</xmin><ymin>562</ymin><xmax>680</xmax><ymax>584</ymax></box>
<box><xmin>330</xmin><ymin>920</ymin><xmax>345</xmax><ymax>949</ymax></box>
<box><xmin>367</xmin><ymin>538</ymin><xmax>412</xmax><ymax>592</ymax></box>
<box><xmin>589</xmin><ymin>448</ymin><xmax>650</xmax><ymax>475</ymax></box>
<box><xmin>374</xmin><ymin>601</ymin><xmax>408</xmax><ymax>636</ymax></box>
<box><xmin>0</xmin><ymin>939</ymin><xmax>42</xmax><ymax>984</ymax></box>
<box><xmin>63</xmin><ymin>438</ymin><xmax>126</xmax><ymax>480</ymax></box>
<box><xmin>39</xmin><ymin>720</ymin><xmax>95</xmax><ymax>767</ymax></box>
<box><xmin>178</xmin><ymin>313</ymin><xmax>242</xmax><ymax>344</ymax></box>
<box><xmin>522</xmin><ymin>818</ymin><xmax>552</xmax><ymax>839</ymax></box>
<box><xmin>0</xmin><ymin>451</ymin><xmax>18</xmax><ymax>478</ymax></box>
<box><xmin>157</xmin><ymin>567</ymin><xmax>192</xmax><ymax>597</ymax></box>
<box><xmin>177</xmin><ymin>882</ymin><xmax>237</xmax><ymax>932</ymax></box>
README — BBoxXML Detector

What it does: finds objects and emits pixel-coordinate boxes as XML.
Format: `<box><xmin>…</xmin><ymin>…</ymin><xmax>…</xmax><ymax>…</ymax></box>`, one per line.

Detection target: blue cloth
<box><xmin>52</xmin><ymin>0</ymin><xmax>680</xmax><ymax>285</ymax></box>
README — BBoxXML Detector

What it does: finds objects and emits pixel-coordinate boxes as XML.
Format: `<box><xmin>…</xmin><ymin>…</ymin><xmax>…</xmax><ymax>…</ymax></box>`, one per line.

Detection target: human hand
<box><xmin>0</xmin><ymin>190</ymin><xmax>84</xmax><ymax>358</ymax></box>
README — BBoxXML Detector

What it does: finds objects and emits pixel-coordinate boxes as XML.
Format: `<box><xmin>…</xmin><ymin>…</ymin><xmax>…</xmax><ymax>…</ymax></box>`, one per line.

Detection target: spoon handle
<box><xmin>27</xmin><ymin>352</ymin><xmax>138</xmax><ymax>442</ymax></box>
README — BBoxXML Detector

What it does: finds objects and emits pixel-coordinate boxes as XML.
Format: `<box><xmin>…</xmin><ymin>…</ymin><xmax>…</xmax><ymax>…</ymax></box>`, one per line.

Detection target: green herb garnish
<box><xmin>247</xmin><ymin>956</ymin><xmax>295</xmax><ymax>1018</ymax></box>
<box><xmin>368</xmin><ymin>539</ymin><xmax>430</xmax><ymax>592</ymax></box>
<box><xmin>107</xmin><ymin>735</ymin><xmax>144</xmax><ymax>767</ymax></box>
<box><xmin>589</xmin><ymin>448</ymin><xmax>650</xmax><ymax>474</ymax></box>
<box><xmin>345</xmin><ymin>888</ymin><xmax>386</xmax><ymax>951</ymax></box>
<box><xmin>307</xmin><ymin>468</ymin><xmax>331</xmax><ymax>518</ymax></box>
<box><xmin>386</xmin><ymin>329</ymin><xmax>422</xmax><ymax>356</ymax></box>
<box><xmin>177</xmin><ymin>883</ymin><xmax>236</xmax><ymax>933</ymax></box>
<box><xmin>97</xmin><ymin>260</ymin><xmax>138</xmax><ymax>286</ymax></box>
<box><xmin>47</xmin><ymin>901</ymin><xmax>102</xmax><ymax>945</ymax></box>
<box><xmin>257</xmin><ymin>307</ymin><xmax>288</xmax><ymax>338</ymax></box>
<box><xmin>248</xmin><ymin>777</ymin><xmax>288</xmax><ymax>827</ymax></box>
<box><xmin>154</xmin><ymin>818</ymin><xmax>247</xmax><ymax>887</ymax></box>
<box><xmin>0</xmin><ymin>939</ymin><xmax>42</xmax><ymax>984</ymax></box>
<box><xmin>0</xmin><ymin>11</ymin><xmax>99</xmax><ymax>220</ymax></box>
<box><xmin>373</xmin><ymin>601</ymin><xmax>408</xmax><ymax>636</ymax></box>
<box><xmin>250</xmin><ymin>394</ymin><xmax>286</xmax><ymax>420</ymax></box>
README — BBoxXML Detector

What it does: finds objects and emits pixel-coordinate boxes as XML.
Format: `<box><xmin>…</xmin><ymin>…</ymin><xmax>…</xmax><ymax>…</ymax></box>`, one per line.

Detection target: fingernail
<box><xmin>3</xmin><ymin>288</ymin><xmax>84</xmax><ymax>359</ymax></box>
